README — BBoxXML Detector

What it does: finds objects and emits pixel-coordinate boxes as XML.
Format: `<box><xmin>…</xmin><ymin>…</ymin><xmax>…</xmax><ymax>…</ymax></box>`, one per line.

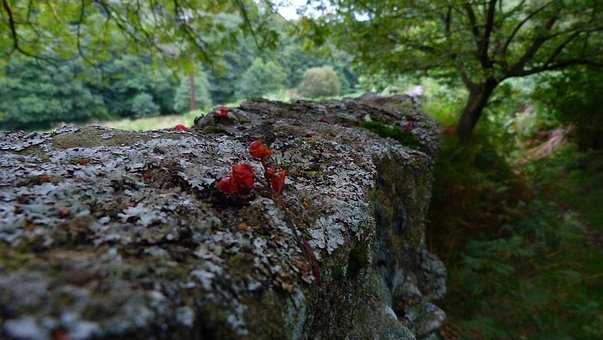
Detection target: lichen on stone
<box><xmin>1</xmin><ymin>95</ymin><xmax>444</xmax><ymax>340</ymax></box>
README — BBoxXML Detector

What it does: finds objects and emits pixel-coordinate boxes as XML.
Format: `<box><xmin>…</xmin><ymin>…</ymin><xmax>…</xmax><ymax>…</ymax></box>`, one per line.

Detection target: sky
<box><xmin>278</xmin><ymin>0</ymin><xmax>306</xmax><ymax>20</ymax></box>
<box><xmin>276</xmin><ymin>0</ymin><xmax>333</xmax><ymax>20</ymax></box>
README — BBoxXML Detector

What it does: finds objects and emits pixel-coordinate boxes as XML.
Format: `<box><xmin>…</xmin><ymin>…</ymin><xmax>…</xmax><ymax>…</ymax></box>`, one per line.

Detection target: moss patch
<box><xmin>347</xmin><ymin>244</ymin><xmax>369</xmax><ymax>279</ymax></box>
<box><xmin>52</xmin><ymin>127</ymin><xmax>165</xmax><ymax>149</ymax></box>
<box><xmin>362</xmin><ymin>121</ymin><xmax>422</xmax><ymax>149</ymax></box>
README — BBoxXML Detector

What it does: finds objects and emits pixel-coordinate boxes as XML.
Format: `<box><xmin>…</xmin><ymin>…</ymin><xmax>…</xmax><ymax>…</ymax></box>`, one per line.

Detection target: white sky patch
<box><xmin>277</xmin><ymin>0</ymin><xmax>305</xmax><ymax>20</ymax></box>
<box><xmin>276</xmin><ymin>0</ymin><xmax>336</xmax><ymax>20</ymax></box>
<box><xmin>276</xmin><ymin>0</ymin><xmax>370</xmax><ymax>22</ymax></box>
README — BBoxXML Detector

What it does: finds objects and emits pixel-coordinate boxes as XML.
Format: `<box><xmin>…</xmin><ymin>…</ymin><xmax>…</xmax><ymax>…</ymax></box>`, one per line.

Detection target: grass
<box><xmin>90</xmin><ymin>90</ymin><xmax>366</xmax><ymax>132</ymax></box>
<box><xmin>93</xmin><ymin>111</ymin><xmax>200</xmax><ymax>131</ymax></box>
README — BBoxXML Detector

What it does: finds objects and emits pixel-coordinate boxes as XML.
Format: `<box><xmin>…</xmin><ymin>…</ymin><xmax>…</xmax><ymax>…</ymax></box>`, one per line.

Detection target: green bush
<box><xmin>130</xmin><ymin>93</ymin><xmax>159</xmax><ymax>118</ymax></box>
<box><xmin>534</xmin><ymin>67</ymin><xmax>603</xmax><ymax>150</ymax></box>
<box><xmin>235</xmin><ymin>58</ymin><xmax>287</xmax><ymax>99</ymax></box>
<box><xmin>297</xmin><ymin>66</ymin><xmax>341</xmax><ymax>98</ymax></box>
<box><xmin>174</xmin><ymin>72</ymin><xmax>212</xmax><ymax>113</ymax></box>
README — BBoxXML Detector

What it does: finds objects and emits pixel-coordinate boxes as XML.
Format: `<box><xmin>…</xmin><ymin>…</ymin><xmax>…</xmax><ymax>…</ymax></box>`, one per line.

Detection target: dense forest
<box><xmin>1</xmin><ymin>0</ymin><xmax>602</xmax><ymax>339</ymax></box>
<box><xmin>0</xmin><ymin>13</ymin><xmax>357</xmax><ymax>130</ymax></box>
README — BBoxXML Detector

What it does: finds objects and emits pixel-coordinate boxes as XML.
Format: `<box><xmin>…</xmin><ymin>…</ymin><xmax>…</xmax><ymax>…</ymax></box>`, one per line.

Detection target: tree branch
<box><xmin>502</xmin><ymin>1</ymin><xmax>553</xmax><ymax>55</ymax></box>
<box><xmin>2</xmin><ymin>0</ymin><xmax>20</xmax><ymax>56</ymax></box>
<box><xmin>514</xmin><ymin>58</ymin><xmax>603</xmax><ymax>76</ymax></box>
<box><xmin>507</xmin><ymin>15</ymin><xmax>558</xmax><ymax>76</ymax></box>
<box><xmin>479</xmin><ymin>0</ymin><xmax>497</xmax><ymax>67</ymax></box>
<box><xmin>463</xmin><ymin>2</ymin><xmax>481</xmax><ymax>48</ymax></box>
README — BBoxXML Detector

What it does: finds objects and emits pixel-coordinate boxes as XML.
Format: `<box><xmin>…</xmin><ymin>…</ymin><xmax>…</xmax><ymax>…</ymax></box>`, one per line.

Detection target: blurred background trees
<box><xmin>297</xmin><ymin>66</ymin><xmax>341</xmax><ymax>98</ymax></box>
<box><xmin>235</xmin><ymin>58</ymin><xmax>287</xmax><ymax>99</ymax></box>
<box><xmin>174</xmin><ymin>71</ymin><xmax>212</xmax><ymax>113</ymax></box>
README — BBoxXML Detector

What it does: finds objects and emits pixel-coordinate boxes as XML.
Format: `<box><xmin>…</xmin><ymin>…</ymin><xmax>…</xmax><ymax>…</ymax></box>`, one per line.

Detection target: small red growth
<box><xmin>174</xmin><ymin>124</ymin><xmax>189</xmax><ymax>132</ymax></box>
<box><xmin>271</xmin><ymin>169</ymin><xmax>287</xmax><ymax>194</ymax></box>
<box><xmin>39</xmin><ymin>174</ymin><xmax>51</xmax><ymax>183</ymax></box>
<box><xmin>232</xmin><ymin>163</ymin><xmax>255</xmax><ymax>191</ymax></box>
<box><xmin>216</xmin><ymin>176</ymin><xmax>239</xmax><ymax>195</ymax></box>
<box><xmin>248</xmin><ymin>140</ymin><xmax>272</xmax><ymax>160</ymax></box>
<box><xmin>216</xmin><ymin>106</ymin><xmax>229</xmax><ymax>119</ymax></box>
<box><xmin>264</xmin><ymin>165</ymin><xmax>276</xmax><ymax>182</ymax></box>
<box><xmin>51</xmin><ymin>330</ymin><xmax>69</xmax><ymax>340</ymax></box>
<box><xmin>302</xmin><ymin>238</ymin><xmax>321</xmax><ymax>286</ymax></box>
<box><xmin>403</xmin><ymin>121</ymin><xmax>414</xmax><ymax>132</ymax></box>
<box><xmin>217</xmin><ymin>163</ymin><xmax>256</xmax><ymax>195</ymax></box>
<box><xmin>57</xmin><ymin>207</ymin><xmax>70</xmax><ymax>218</ymax></box>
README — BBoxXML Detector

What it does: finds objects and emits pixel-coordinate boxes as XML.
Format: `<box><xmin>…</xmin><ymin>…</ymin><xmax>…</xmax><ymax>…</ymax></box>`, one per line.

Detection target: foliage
<box><xmin>130</xmin><ymin>93</ymin><xmax>159</xmax><ymax>118</ymax></box>
<box><xmin>0</xmin><ymin>53</ymin><xmax>184</xmax><ymax>129</ymax></box>
<box><xmin>310</xmin><ymin>0</ymin><xmax>603</xmax><ymax>136</ymax></box>
<box><xmin>205</xmin><ymin>32</ymin><xmax>258</xmax><ymax>104</ymax></box>
<box><xmin>297</xmin><ymin>66</ymin><xmax>341</xmax><ymax>98</ymax></box>
<box><xmin>174</xmin><ymin>71</ymin><xmax>212</xmax><ymax>113</ymax></box>
<box><xmin>94</xmin><ymin>54</ymin><xmax>177</xmax><ymax>118</ymax></box>
<box><xmin>0</xmin><ymin>0</ymin><xmax>279</xmax><ymax>68</ymax></box>
<box><xmin>428</xmin><ymin>136</ymin><xmax>603</xmax><ymax>339</ymax></box>
<box><xmin>277</xmin><ymin>42</ymin><xmax>357</xmax><ymax>92</ymax></box>
<box><xmin>235</xmin><ymin>58</ymin><xmax>287</xmax><ymax>99</ymax></box>
<box><xmin>526</xmin><ymin>146</ymin><xmax>603</xmax><ymax>230</ymax></box>
<box><xmin>533</xmin><ymin>67</ymin><xmax>603</xmax><ymax>150</ymax></box>
<box><xmin>0</xmin><ymin>59</ymin><xmax>106</xmax><ymax>129</ymax></box>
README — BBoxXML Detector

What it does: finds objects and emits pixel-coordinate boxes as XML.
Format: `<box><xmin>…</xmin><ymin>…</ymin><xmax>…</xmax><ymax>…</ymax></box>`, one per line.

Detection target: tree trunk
<box><xmin>188</xmin><ymin>74</ymin><xmax>197</xmax><ymax>112</ymax></box>
<box><xmin>457</xmin><ymin>79</ymin><xmax>498</xmax><ymax>141</ymax></box>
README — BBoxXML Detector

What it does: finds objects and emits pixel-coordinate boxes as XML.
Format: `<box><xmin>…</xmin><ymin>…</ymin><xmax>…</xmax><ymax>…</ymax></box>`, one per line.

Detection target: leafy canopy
<box><xmin>0</xmin><ymin>0</ymin><xmax>280</xmax><ymax>70</ymax></box>
<box><xmin>316</xmin><ymin>0</ymin><xmax>603</xmax><ymax>83</ymax></box>
<box><xmin>306</xmin><ymin>0</ymin><xmax>603</xmax><ymax>137</ymax></box>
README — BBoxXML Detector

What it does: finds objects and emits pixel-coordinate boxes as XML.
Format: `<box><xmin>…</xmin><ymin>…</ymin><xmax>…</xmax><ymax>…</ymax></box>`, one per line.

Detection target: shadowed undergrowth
<box><xmin>428</xmin><ymin>135</ymin><xmax>603</xmax><ymax>339</ymax></box>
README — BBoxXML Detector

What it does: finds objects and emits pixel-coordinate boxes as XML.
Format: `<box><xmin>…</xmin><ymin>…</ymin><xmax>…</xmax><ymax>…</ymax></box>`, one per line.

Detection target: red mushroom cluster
<box><xmin>216</xmin><ymin>163</ymin><xmax>255</xmax><ymax>195</ymax></box>
<box><xmin>216</xmin><ymin>140</ymin><xmax>287</xmax><ymax>196</ymax></box>
<box><xmin>215</xmin><ymin>106</ymin><xmax>230</xmax><ymax>119</ymax></box>
<box><xmin>174</xmin><ymin>124</ymin><xmax>189</xmax><ymax>132</ymax></box>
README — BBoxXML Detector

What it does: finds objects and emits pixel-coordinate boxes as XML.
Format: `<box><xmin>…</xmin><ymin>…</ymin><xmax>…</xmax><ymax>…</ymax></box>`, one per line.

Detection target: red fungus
<box><xmin>264</xmin><ymin>165</ymin><xmax>276</xmax><ymax>182</ymax></box>
<box><xmin>216</xmin><ymin>106</ymin><xmax>229</xmax><ymax>119</ymax></box>
<box><xmin>232</xmin><ymin>163</ymin><xmax>255</xmax><ymax>191</ymax></box>
<box><xmin>403</xmin><ymin>121</ymin><xmax>414</xmax><ymax>132</ymax></box>
<box><xmin>174</xmin><ymin>124</ymin><xmax>189</xmax><ymax>132</ymax></box>
<box><xmin>216</xmin><ymin>176</ymin><xmax>239</xmax><ymax>195</ymax></box>
<box><xmin>271</xmin><ymin>169</ymin><xmax>287</xmax><ymax>194</ymax></box>
<box><xmin>249</xmin><ymin>140</ymin><xmax>272</xmax><ymax>160</ymax></box>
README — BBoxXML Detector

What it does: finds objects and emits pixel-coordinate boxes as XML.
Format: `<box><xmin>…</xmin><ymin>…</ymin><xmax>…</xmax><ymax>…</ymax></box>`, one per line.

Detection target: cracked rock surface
<box><xmin>0</xmin><ymin>95</ymin><xmax>445</xmax><ymax>339</ymax></box>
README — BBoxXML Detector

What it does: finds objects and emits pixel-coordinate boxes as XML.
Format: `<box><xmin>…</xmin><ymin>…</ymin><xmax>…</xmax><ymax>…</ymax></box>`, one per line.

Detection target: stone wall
<box><xmin>0</xmin><ymin>95</ymin><xmax>445</xmax><ymax>339</ymax></box>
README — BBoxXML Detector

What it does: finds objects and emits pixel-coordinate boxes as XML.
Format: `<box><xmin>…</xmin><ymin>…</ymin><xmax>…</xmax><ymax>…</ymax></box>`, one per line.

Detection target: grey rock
<box><xmin>0</xmin><ymin>96</ymin><xmax>444</xmax><ymax>339</ymax></box>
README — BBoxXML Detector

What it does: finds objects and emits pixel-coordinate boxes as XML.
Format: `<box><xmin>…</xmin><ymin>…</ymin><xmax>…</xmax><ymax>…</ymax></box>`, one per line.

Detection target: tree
<box><xmin>297</xmin><ymin>66</ymin><xmax>341</xmax><ymax>98</ymax></box>
<box><xmin>0</xmin><ymin>0</ymin><xmax>279</xmax><ymax>67</ymax></box>
<box><xmin>311</xmin><ymin>0</ymin><xmax>603</xmax><ymax>139</ymax></box>
<box><xmin>235</xmin><ymin>58</ymin><xmax>287</xmax><ymax>99</ymax></box>
<box><xmin>130</xmin><ymin>93</ymin><xmax>159</xmax><ymax>118</ymax></box>
<box><xmin>93</xmin><ymin>54</ymin><xmax>177</xmax><ymax>117</ymax></box>
<box><xmin>0</xmin><ymin>58</ymin><xmax>106</xmax><ymax>129</ymax></box>
<box><xmin>174</xmin><ymin>70</ymin><xmax>212</xmax><ymax>113</ymax></box>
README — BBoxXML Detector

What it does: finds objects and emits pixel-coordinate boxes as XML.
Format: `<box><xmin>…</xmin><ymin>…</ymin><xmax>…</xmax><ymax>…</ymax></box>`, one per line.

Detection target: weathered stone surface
<box><xmin>0</xmin><ymin>95</ymin><xmax>445</xmax><ymax>339</ymax></box>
